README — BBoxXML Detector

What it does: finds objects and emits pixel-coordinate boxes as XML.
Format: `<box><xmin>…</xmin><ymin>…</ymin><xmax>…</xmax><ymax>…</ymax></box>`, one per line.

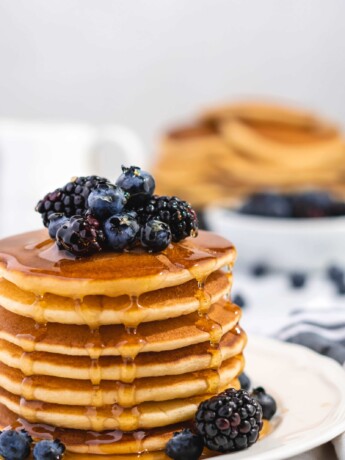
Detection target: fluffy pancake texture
<box><xmin>0</xmin><ymin>229</ymin><xmax>244</xmax><ymax>456</ymax></box>
<box><xmin>155</xmin><ymin>100</ymin><xmax>345</xmax><ymax>206</ymax></box>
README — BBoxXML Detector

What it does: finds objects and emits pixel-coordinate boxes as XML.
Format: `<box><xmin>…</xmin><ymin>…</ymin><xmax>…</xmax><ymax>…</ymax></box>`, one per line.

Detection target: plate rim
<box><xmin>216</xmin><ymin>335</ymin><xmax>345</xmax><ymax>460</ymax></box>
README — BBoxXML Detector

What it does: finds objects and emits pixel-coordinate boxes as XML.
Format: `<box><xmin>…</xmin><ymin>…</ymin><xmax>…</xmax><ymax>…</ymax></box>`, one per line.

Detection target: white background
<box><xmin>1</xmin><ymin>0</ymin><xmax>345</xmax><ymax>148</ymax></box>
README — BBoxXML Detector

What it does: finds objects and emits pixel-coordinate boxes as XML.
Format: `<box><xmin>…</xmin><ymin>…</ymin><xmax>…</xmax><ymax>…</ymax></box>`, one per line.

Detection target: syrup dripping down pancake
<box><xmin>0</xmin><ymin>270</ymin><xmax>230</xmax><ymax>326</ymax></box>
<box><xmin>0</xmin><ymin>328</ymin><xmax>246</xmax><ymax>381</ymax></box>
<box><xmin>0</xmin><ymin>379</ymin><xmax>240</xmax><ymax>431</ymax></box>
<box><xmin>0</xmin><ymin>355</ymin><xmax>244</xmax><ymax>407</ymax></box>
<box><xmin>0</xmin><ymin>301</ymin><xmax>241</xmax><ymax>356</ymax></box>
<box><xmin>0</xmin><ymin>230</ymin><xmax>236</xmax><ymax>297</ymax></box>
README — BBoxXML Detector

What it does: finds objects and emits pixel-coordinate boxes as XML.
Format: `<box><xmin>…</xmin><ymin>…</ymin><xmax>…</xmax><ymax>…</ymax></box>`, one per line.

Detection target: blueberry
<box><xmin>327</xmin><ymin>265</ymin><xmax>344</xmax><ymax>284</ymax></box>
<box><xmin>0</xmin><ymin>429</ymin><xmax>32</xmax><ymax>460</ymax></box>
<box><xmin>291</xmin><ymin>191</ymin><xmax>332</xmax><ymax>218</ymax></box>
<box><xmin>233</xmin><ymin>293</ymin><xmax>246</xmax><ymax>308</ymax></box>
<box><xmin>48</xmin><ymin>213</ymin><xmax>69</xmax><ymax>239</ymax></box>
<box><xmin>165</xmin><ymin>429</ymin><xmax>204</xmax><ymax>460</ymax></box>
<box><xmin>290</xmin><ymin>272</ymin><xmax>307</xmax><ymax>289</ymax></box>
<box><xmin>87</xmin><ymin>184</ymin><xmax>127</xmax><ymax>220</ymax></box>
<box><xmin>239</xmin><ymin>373</ymin><xmax>251</xmax><ymax>391</ymax></box>
<box><xmin>251</xmin><ymin>387</ymin><xmax>277</xmax><ymax>420</ymax></box>
<box><xmin>251</xmin><ymin>263</ymin><xmax>269</xmax><ymax>277</ymax></box>
<box><xmin>33</xmin><ymin>439</ymin><xmax>65</xmax><ymax>460</ymax></box>
<box><xmin>115</xmin><ymin>165</ymin><xmax>155</xmax><ymax>206</ymax></box>
<box><xmin>140</xmin><ymin>219</ymin><xmax>172</xmax><ymax>253</ymax></box>
<box><xmin>337</xmin><ymin>281</ymin><xmax>345</xmax><ymax>295</ymax></box>
<box><xmin>104</xmin><ymin>213</ymin><xmax>140</xmax><ymax>250</ymax></box>
<box><xmin>239</xmin><ymin>193</ymin><xmax>292</xmax><ymax>218</ymax></box>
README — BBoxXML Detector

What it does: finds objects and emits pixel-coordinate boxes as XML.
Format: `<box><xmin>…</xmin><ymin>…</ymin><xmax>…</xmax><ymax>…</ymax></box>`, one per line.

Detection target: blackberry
<box><xmin>56</xmin><ymin>215</ymin><xmax>104</xmax><ymax>256</ymax></box>
<box><xmin>36</xmin><ymin>176</ymin><xmax>110</xmax><ymax>226</ymax></box>
<box><xmin>195</xmin><ymin>388</ymin><xmax>263</xmax><ymax>453</ymax></box>
<box><xmin>165</xmin><ymin>429</ymin><xmax>204</xmax><ymax>460</ymax></box>
<box><xmin>137</xmin><ymin>196</ymin><xmax>198</xmax><ymax>242</ymax></box>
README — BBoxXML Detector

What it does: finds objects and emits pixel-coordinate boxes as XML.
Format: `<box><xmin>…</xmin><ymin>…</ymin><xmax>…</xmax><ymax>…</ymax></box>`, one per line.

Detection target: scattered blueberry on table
<box><xmin>250</xmin><ymin>263</ymin><xmax>270</xmax><ymax>278</ymax></box>
<box><xmin>289</xmin><ymin>272</ymin><xmax>307</xmax><ymax>289</ymax></box>
<box><xmin>233</xmin><ymin>293</ymin><xmax>246</xmax><ymax>308</ymax></box>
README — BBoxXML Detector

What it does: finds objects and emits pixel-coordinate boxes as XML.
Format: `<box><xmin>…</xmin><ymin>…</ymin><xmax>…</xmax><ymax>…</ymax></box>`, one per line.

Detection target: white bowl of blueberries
<box><xmin>205</xmin><ymin>191</ymin><xmax>345</xmax><ymax>272</ymax></box>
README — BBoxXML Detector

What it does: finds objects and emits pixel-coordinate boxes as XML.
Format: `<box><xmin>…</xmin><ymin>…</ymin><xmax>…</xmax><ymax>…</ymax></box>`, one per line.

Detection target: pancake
<box><xmin>0</xmin><ymin>300</ymin><xmax>241</xmax><ymax>356</ymax></box>
<box><xmin>155</xmin><ymin>100</ymin><xmax>345</xmax><ymax>206</ymax></box>
<box><xmin>0</xmin><ymin>228</ymin><xmax>245</xmax><ymax>456</ymax></box>
<box><xmin>0</xmin><ymin>230</ymin><xmax>236</xmax><ymax>297</ymax></box>
<box><xmin>0</xmin><ymin>270</ymin><xmax>231</xmax><ymax>326</ymax></box>
<box><xmin>0</xmin><ymin>404</ymin><xmax>188</xmax><ymax>455</ymax></box>
<box><xmin>0</xmin><ymin>380</ymin><xmax>240</xmax><ymax>431</ymax></box>
<box><xmin>0</xmin><ymin>355</ymin><xmax>244</xmax><ymax>406</ymax></box>
<box><xmin>0</xmin><ymin>328</ymin><xmax>246</xmax><ymax>381</ymax></box>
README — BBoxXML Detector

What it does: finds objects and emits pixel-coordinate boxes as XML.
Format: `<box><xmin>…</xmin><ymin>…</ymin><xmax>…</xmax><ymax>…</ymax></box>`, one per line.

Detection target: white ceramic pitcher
<box><xmin>0</xmin><ymin>120</ymin><xmax>146</xmax><ymax>237</ymax></box>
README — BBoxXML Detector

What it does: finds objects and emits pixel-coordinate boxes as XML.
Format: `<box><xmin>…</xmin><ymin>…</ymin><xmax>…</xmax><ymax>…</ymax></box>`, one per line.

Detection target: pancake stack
<box><xmin>0</xmin><ymin>228</ymin><xmax>244</xmax><ymax>458</ymax></box>
<box><xmin>155</xmin><ymin>101</ymin><xmax>345</xmax><ymax>207</ymax></box>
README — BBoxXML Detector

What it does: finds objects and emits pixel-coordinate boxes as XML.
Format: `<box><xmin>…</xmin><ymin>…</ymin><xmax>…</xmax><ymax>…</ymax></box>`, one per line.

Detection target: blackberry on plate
<box><xmin>116</xmin><ymin>165</ymin><xmax>155</xmax><ymax>206</ymax></box>
<box><xmin>36</xmin><ymin>176</ymin><xmax>110</xmax><ymax>226</ymax></box>
<box><xmin>0</xmin><ymin>429</ymin><xmax>32</xmax><ymax>460</ymax></box>
<box><xmin>33</xmin><ymin>439</ymin><xmax>65</xmax><ymax>460</ymax></box>
<box><xmin>195</xmin><ymin>388</ymin><xmax>263</xmax><ymax>453</ymax></box>
<box><xmin>104</xmin><ymin>213</ymin><xmax>140</xmax><ymax>251</ymax></box>
<box><xmin>56</xmin><ymin>215</ymin><xmax>104</xmax><ymax>257</ymax></box>
<box><xmin>140</xmin><ymin>219</ymin><xmax>172</xmax><ymax>253</ymax></box>
<box><xmin>251</xmin><ymin>387</ymin><xmax>277</xmax><ymax>420</ymax></box>
<box><xmin>137</xmin><ymin>195</ymin><xmax>198</xmax><ymax>242</ymax></box>
<box><xmin>165</xmin><ymin>429</ymin><xmax>204</xmax><ymax>460</ymax></box>
<box><xmin>88</xmin><ymin>184</ymin><xmax>128</xmax><ymax>220</ymax></box>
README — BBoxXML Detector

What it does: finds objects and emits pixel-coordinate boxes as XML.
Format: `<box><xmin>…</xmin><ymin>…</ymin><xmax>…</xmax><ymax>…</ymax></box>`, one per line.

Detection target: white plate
<box><xmin>217</xmin><ymin>336</ymin><xmax>345</xmax><ymax>460</ymax></box>
<box><xmin>204</xmin><ymin>206</ymin><xmax>345</xmax><ymax>271</ymax></box>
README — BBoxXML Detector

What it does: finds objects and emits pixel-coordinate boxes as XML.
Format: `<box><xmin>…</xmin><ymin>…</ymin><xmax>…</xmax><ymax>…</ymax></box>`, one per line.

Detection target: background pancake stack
<box><xmin>155</xmin><ymin>101</ymin><xmax>345</xmax><ymax>208</ymax></box>
<box><xmin>0</xmin><ymin>229</ymin><xmax>245</xmax><ymax>457</ymax></box>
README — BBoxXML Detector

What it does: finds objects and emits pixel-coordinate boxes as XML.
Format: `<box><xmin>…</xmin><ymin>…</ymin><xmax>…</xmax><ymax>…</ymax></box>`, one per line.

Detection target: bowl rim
<box><xmin>205</xmin><ymin>205</ymin><xmax>345</xmax><ymax>233</ymax></box>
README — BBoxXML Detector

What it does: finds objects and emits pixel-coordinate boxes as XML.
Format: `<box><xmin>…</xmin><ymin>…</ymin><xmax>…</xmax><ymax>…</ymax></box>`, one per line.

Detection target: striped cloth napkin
<box><xmin>276</xmin><ymin>307</ymin><xmax>345</xmax><ymax>460</ymax></box>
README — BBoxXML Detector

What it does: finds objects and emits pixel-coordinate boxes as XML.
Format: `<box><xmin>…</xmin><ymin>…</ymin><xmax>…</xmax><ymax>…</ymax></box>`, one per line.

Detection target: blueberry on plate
<box><xmin>87</xmin><ymin>184</ymin><xmax>128</xmax><ymax>220</ymax></box>
<box><xmin>115</xmin><ymin>165</ymin><xmax>155</xmax><ymax>206</ymax></box>
<box><xmin>165</xmin><ymin>429</ymin><xmax>204</xmax><ymax>460</ymax></box>
<box><xmin>289</xmin><ymin>272</ymin><xmax>307</xmax><ymax>289</ymax></box>
<box><xmin>104</xmin><ymin>213</ymin><xmax>140</xmax><ymax>250</ymax></box>
<box><xmin>33</xmin><ymin>439</ymin><xmax>65</xmax><ymax>460</ymax></box>
<box><xmin>0</xmin><ymin>429</ymin><xmax>32</xmax><ymax>460</ymax></box>
<box><xmin>140</xmin><ymin>219</ymin><xmax>172</xmax><ymax>252</ymax></box>
<box><xmin>239</xmin><ymin>372</ymin><xmax>251</xmax><ymax>390</ymax></box>
<box><xmin>251</xmin><ymin>387</ymin><xmax>277</xmax><ymax>420</ymax></box>
<box><xmin>48</xmin><ymin>213</ymin><xmax>69</xmax><ymax>239</ymax></box>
